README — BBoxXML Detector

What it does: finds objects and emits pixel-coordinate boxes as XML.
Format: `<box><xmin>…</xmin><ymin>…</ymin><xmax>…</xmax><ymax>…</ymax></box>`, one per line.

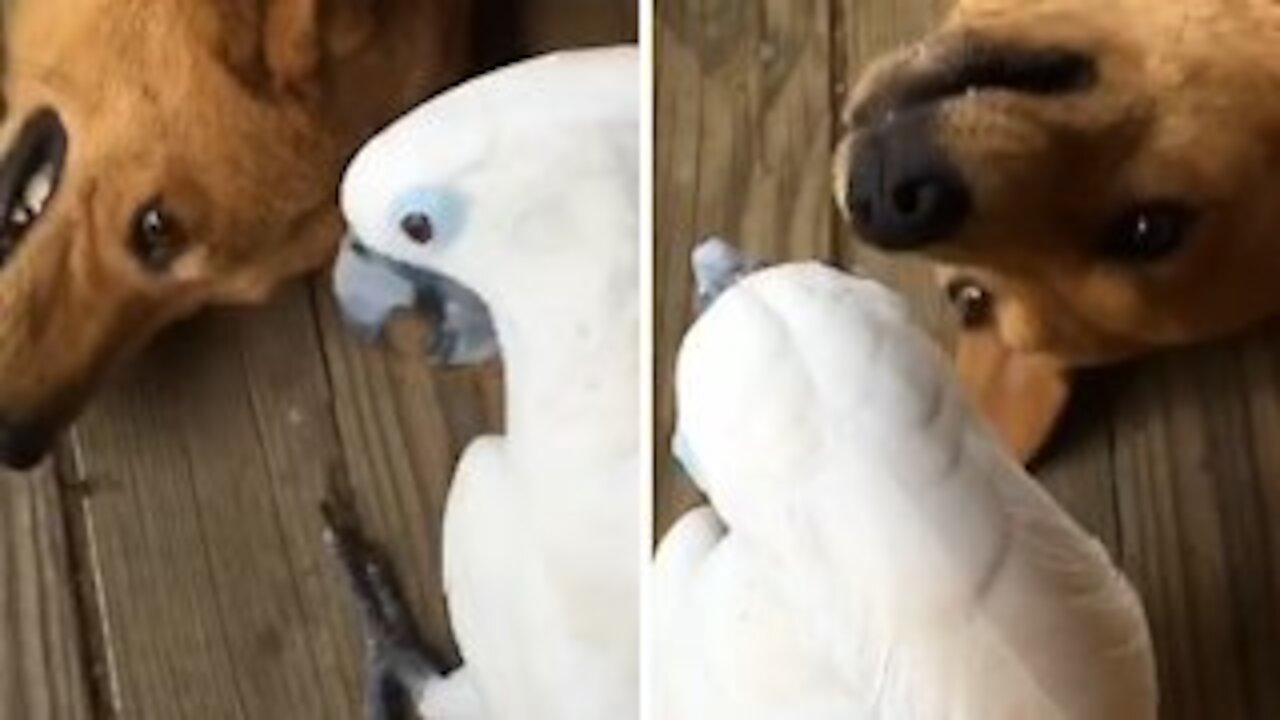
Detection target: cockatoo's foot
<box><xmin>323</xmin><ymin>502</ymin><xmax>443</xmax><ymax>720</ymax></box>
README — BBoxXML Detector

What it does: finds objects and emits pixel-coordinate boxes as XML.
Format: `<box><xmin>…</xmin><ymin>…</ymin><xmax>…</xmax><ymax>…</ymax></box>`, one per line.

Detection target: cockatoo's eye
<box><xmin>130</xmin><ymin>199</ymin><xmax>185</xmax><ymax>272</ymax></box>
<box><xmin>390</xmin><ymin>188</ymin><xmax>465</xmax><ymax>247</ymax></box>
<box><xmin>400</xmin><ymin>212</ymin><xmax>435</xmax><ymax>244</ymax></box>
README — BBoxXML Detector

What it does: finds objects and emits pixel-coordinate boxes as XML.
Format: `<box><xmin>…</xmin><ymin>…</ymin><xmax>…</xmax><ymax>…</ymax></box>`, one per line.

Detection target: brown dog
<box><xmin>0</xmin><ymin>0</ymin><xmax>467</xmax><ymax>467</ymax></box>
<box><xmin>834</xmin><ymin>0</ymin><xmax>1280</xmax><ymax>461</ymax></box>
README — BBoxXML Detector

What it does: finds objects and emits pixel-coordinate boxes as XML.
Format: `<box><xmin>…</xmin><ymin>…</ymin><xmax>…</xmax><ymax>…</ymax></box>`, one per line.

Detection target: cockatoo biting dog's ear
<box><xmin>656</xmin><ymin>239</ymin><xmax>1157</xmax><ymax>720</ymax></box>
<box><xmin>326</xmin><ymin>47</ymin><xmax>640</xmax><ymax>720</ymax></box>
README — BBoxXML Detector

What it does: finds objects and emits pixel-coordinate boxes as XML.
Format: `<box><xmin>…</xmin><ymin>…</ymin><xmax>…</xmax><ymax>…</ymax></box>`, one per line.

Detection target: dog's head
<box><xmin>0</xmin><ymin>0</ymin><xmax>451</xmax><ymax>468</ymax></box>
<box><xmin>834</xmin><ymin>0</ymin><xmax>1280</xmax><ymax>460</ymax></box>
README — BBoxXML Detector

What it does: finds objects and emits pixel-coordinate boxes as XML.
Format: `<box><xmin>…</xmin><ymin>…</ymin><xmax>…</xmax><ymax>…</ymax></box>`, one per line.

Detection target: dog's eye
<box><xmin>1101</xmin><ymin>203</ymin><xmax>1196</xmax><ymax>263</ymax></box>
<box><xmin>400</xmin><ymin>211</ymin><xmax>435</xmax><ymax>245</ymax></box>
<box><xmin>131</xmin><ymin>201</ymin><xmax>184</xmax><ymax>271</ymax></box>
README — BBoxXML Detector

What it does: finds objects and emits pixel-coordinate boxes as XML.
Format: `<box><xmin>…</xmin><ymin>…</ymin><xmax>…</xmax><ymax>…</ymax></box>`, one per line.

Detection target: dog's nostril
<box><xmin>891</xmin><ymin>178</ymin><xmax>949</xmax><ymax>220</ymax></box>
<box><xmin>846</xmin><ymin>119</ymin><xmax>971</xmax><ymax>251</ymax></box>
<box><xmin>893</xmin><ymin>183</ymin><xmax>923</xmax><ymax>216</ymax></box>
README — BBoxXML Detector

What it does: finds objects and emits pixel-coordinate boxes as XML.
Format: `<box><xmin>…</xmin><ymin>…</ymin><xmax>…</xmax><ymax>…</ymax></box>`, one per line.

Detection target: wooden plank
<box><xmin>66</xmin><ymin>285</ymin><xmax>365</xmax><ymax>720</ymax></box>
<box><xmin>474</xmin><ymin>0</ymin><xmax>639</xmax><ymax>68</ymax></box>
<box><xmin>655</xmin><ymin>0</ymin><xmax>838</xmax><ymax>531</ymax></box>
<box><xmin>0</xmin><ymin>468</ymin><xmax>92</xmax><ymax>720</ymax></box>
<box><xmin>520</xmin><ymin>0</ymin><xmax>639</xmax><ymax>52</ymax></box>
<box><xmin>657</xmin><ymin>1</ymin><xmax>1280</xmax><ymax>718</ymax></box>
<box><xmin>1100</xmin><ymin>337</ymin><xmax>1280</xmax><ymax>719</ymax></box>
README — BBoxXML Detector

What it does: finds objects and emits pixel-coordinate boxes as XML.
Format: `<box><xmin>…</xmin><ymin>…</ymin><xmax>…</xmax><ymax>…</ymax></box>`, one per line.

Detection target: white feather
<box><xmin>657</xmin><ymin>260</ymin><xmax>1156</xmax><ymax>720</ymax></box>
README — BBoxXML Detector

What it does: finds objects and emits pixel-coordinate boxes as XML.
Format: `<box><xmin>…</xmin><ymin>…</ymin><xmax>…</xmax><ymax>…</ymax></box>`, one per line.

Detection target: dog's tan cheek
<box><xmin>955</xmin><ymin>324</ymin><xmax>1072</xmax><ymax>464</ymax></box>
<box><xmin>993</xmin><ymin>297</ymin><xmax>1050</xmax><ymax>354</ymax></box>
<box><xmin>209</xmin><ymin>266</ymin><xmax>283</xmax><ymax>306</ymax></box>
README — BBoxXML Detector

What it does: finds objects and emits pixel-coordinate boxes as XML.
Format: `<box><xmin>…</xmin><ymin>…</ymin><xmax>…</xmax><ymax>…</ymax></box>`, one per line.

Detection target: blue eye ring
<box><xmin>390</xmin><ymin>187</ymin><xmax>466</xmax><ymax>247</ymax></box>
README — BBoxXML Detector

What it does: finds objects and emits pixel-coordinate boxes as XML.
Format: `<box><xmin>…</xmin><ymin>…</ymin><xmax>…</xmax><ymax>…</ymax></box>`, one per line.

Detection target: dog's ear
<box><xmin>954</xmin><ymin>323</ymin><xmax>1072</xmax><ymax>465</ymax></box>
<box><xmin>206</xmin><ymin>0</ymin><xmax>377</xmax><ymax>97</ymax></box>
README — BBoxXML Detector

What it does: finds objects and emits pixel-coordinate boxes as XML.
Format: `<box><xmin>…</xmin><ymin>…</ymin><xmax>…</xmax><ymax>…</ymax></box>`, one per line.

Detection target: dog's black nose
<box><xmin>846</xmin><ymin>114</ymin><xmax>971</xmax><ymax>250</ymax></box>
<box><xmin>0</xmin><ymin>420</ymin><xmax>51</xmax><ymax>471</ymax></box>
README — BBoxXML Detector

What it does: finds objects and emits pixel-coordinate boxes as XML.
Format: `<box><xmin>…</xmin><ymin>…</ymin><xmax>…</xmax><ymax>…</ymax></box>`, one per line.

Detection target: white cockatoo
<box><xmin>655</xmin><ymin>239</ymin><xmax>1157</xmax><ymax>719</ymax></box>
<box><xmin>323</xmin><ymin>47</ymin><xmax>639</xmax><ymax>720</ymax></box>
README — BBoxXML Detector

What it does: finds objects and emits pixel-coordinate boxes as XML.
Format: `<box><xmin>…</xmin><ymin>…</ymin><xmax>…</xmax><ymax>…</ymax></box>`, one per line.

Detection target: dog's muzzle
<box><xmin>840</xmin><ymin>41</ymin><xmax>1096</xmax><ymax>251</ymax></box>
<box><xmin>0</xmin><ymin>418</ymin><xmax>54</xmax><ymax>471</ymax></box>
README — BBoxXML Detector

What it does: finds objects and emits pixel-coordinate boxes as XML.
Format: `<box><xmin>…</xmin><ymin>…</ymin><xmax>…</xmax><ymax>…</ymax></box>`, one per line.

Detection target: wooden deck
<box><xmin>0</xmin><ymin>3</ymin><xmax>635</xmax><ymax>719</ymax></box>
<box><xmin>656</xmin><ymin>1</ymin><xmax>1280</xmax><ymax>718</ymax></box>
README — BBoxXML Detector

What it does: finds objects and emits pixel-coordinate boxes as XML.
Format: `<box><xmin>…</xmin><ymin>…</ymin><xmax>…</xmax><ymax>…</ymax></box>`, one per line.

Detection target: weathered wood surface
<box><xmin>0</xmin><ymin>468</ymin><xmax>92</xmax><ymax>720</ymax></box>
<box><xmin>655</xmin><ymin>1</ymin><xmax>1280</xmax><ymax>718</ymax></box>
<box><xmin>0</xmin><ymin>2</ymin><xmax>635</xmax><ymax>719</ymax></box>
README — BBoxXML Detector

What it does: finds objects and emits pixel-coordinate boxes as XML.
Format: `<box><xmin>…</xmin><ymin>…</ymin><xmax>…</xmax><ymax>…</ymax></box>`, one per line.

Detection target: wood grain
<box><xmin>0</xmin><ymin>468</ymin><xmax>92</xmax><ymax>720</ymax></box>
<box><xmin>655</xmin><ymin>1</ymin><xmax>1280</xmax><ymax>717</ymax></box>
<box><xmin>66</xmin><ymin>287</ymin><xmax>362</xmax><ymax>720</ymax></box>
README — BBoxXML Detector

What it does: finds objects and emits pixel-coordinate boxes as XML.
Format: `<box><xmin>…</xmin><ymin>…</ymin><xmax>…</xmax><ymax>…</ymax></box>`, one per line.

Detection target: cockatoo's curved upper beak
<box><xmin>692</xmin><ymin>237</ymin><xmax>761</xmax><ymax>313</ymax></box>
<box><xmin>333</xmin><ymin>235</ymin><xmax>499</xmax><ymax>367</ymax></box>
<box><xmin>333</xmin><ymin>237</ymin><xmax>416</xmax><ymax>341</ymax></box>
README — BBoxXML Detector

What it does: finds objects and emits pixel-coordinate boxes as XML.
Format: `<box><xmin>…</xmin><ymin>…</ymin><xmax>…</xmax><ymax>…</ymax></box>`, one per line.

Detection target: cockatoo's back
<box><xmin>660</xmin><ymin>259</ymin><xmax>1156</xmax><ymax>719</ymax></box>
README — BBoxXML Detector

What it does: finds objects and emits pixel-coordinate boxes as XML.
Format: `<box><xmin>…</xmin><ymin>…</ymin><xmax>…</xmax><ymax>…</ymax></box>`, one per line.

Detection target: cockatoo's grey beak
<box><xmin>333</xmin><ymin>236</ymin><xmax>499</xmax><ymax>367</ymax></box>
<box><xmin>333</xmin><ymin>238</ymin><xmax>417</xmax><ymax>341</ymax></box>
<box><xmin>692</xmin><ymin>237</ymin><xmax>760</xmax><ymax>312</ymax></box>
<box><xmin>417</xmin><ymin>271</ymin><xmax>500</xmax><ymax>367</ymax></box>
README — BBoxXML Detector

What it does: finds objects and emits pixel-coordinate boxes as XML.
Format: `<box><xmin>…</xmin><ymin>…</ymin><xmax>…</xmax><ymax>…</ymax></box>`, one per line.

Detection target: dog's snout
<box><xmin>845</xmin><ymin>114</ymin><xmax>970</xmax><ymax>250</ymax></box>
<box><xmin>0</xmin><ymin>419</ymin><xmax>53</xmax><ymax>471</ymax></box>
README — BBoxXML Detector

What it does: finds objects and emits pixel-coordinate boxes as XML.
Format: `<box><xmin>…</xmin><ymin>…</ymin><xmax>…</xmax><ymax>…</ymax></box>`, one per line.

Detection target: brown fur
<box><xmin>0</xmin><ymin>0</ymin><xmax>467</xmax><ymax>464</ymax></box>
<box><xmin>835</xmin><ymin>0</ymin><xmax>1280</xmax><ymax>460</ymax></box>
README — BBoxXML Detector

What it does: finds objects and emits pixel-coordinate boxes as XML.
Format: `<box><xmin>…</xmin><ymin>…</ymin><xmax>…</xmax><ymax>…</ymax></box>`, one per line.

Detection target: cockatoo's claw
<box><xmin>322</xmin><ymin>502</ymin><xmax>418</xmax><ymax>644</ymax></box>
<box><xmin>322</xmin><ymin>501</ymin><xmax>442</xmax><ymax>718</ymax></box>
<box><xmin>692</xmin><ymin>237</ymin><xmax>762</xmax><ymax>312</ymax></box>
